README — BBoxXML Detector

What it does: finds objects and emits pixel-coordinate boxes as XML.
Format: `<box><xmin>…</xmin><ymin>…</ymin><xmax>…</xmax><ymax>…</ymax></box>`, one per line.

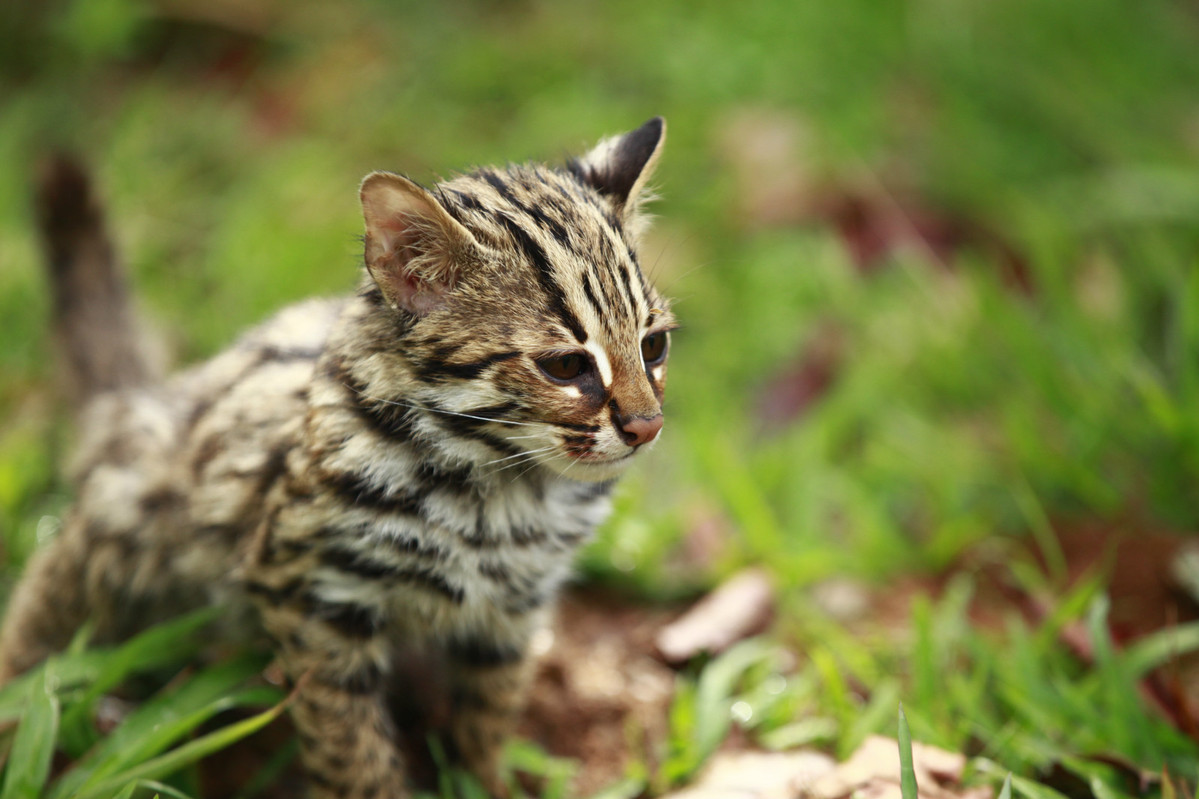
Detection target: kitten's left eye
<box><xmin>641</xmin><ymin>332</ymin><xmax>668</xmax><ymax>364</ymax></box>
<box><xmin>537</xmin><ymin>353</ymin><xmax>590</xmax><ymax>382</ymax></box>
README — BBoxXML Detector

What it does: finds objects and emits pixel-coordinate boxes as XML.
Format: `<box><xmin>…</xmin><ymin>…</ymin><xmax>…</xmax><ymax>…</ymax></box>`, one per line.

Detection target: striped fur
<box><xmin>0</xmin><ymin>118</ymin><xmax>674</xmax><ymax>798</ymax></box>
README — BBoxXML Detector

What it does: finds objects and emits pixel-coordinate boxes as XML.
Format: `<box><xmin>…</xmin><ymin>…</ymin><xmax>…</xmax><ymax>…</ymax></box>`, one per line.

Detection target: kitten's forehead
<box><xmin>438</xmin><ymin>164</ymin><xmax>667</xmax><ymax>347</ymax></box>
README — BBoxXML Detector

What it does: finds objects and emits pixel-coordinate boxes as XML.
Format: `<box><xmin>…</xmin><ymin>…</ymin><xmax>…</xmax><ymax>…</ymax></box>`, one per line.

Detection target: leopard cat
<box><xmin>0</xmin><ymin>117</ymin><xmax>675</xmax><ymax>798</ymax></box>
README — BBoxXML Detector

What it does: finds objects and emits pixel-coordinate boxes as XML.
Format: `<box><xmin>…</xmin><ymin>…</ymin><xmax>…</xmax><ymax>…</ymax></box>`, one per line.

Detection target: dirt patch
<box><xmin>521</xmin><ymin>588</ymin><xmax>679</xmax><ymax>795</ymax></box>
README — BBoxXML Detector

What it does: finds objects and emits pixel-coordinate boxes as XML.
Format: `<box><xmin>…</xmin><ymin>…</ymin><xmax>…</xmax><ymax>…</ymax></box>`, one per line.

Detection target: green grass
<box><xmin>3</xmin><ymin>0</ymin><xmax>1199</xmax><ymax>796</ymax></box>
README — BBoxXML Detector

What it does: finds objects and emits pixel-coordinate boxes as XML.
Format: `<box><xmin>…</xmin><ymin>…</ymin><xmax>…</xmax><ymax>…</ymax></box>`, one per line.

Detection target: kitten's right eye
<box><xmin>537</xmin><ymin>353</ymin><xmax>589</xmax><ymax>382</ymax></box>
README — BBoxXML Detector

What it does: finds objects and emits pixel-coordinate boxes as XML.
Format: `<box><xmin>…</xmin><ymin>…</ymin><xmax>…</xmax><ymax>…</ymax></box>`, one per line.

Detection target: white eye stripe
<box><xmin>583</xmin><ymin>341</ymin><xmax>613</xmax><ymax>388</ymax></box>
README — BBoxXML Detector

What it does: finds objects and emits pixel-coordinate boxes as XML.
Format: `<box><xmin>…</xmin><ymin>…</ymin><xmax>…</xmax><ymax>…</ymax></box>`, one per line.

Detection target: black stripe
<box><xmin>480</xmin><ymin>169</ymin><xmax>521</xmax><ymax>207</ymax></box>
<box><xmin>555</xmin><ymin>529</ymin><xmax>590</xmax><ymax>547</ymax></box>
<box><xmin>477</xmin><ymin>559</ymin><xmax>511</xmax><ymax>584</ymax></box>
<box><xmin>317</xmin><ymin>544</ymin><xmax>463</xmax><ymax>603</ymax></box>
<box><xmin>320</xmin><ymin>470</ymin><xmax>424</xmax><ymax>515</ymax></box>
<box><xmin>450</xmin><ymin>188</ymin><xmax>483</xmax><ymax>211</ymax></box>
<box><xmin>306</xmin><ymin>594</ymin><xmax>380</xmax><ymax>639</ymax></box>
<box><xmin>627</xmin><ymin>244</ymin><xmax>656</xmax><ymax>307</ymax></box>
<box><xmin>554</xmin><ymin>420</ymin><xmax>600</xmax><ymax>433</ymax></box>
<box><xmin>244</xmin><ymin>576</ymin><xmax>306</xmax><ymax>606</ymax></box>
<box><xmin>445</xmin><ymin>636</ymin><xmax>524</xmax><ymax>668</ymax></box>
<box><xmin>580</xmin><ymin>268</ymin><xmax>607</xmax><ymax>324</ymax></box>
<box><xmin>509</xmin><ymin>527</ymin><xmax>548</xmax><ymax>546</ymax></box>
<box><xmin>413</xmin><ymin>461</ymin><xmax>475</xmax><ymax>495</ymax></box>
<box><xmin>522</xmin><ymin>199</ymin><xmax>572</xmax><ymax>251</ymax></box>
<box><xmin>324</xmin><ymin>358</ymin><xmax>416</xmax><ymax>442</ymax></box>
<box><xmin>320</xmin><ymin>545</ymin><xmax>400</xmax><ymax>580</ymax></box>
<box><xmin>427</xmin><ymin>403</ymin><xmax>523</xmax><ymax>455</ymax></box>
<box><xmin>495</xmin><ymin>212</ymin><xmax>588</xmax><ymax>343</ymax></box>
<box><xmin>493</xmin><ymin>169</ymin><xmax>573</xmax><ymax>249</ymax></box>
<box><xmin>617</xmin><ymin>261</ymin><xmax>641</xmax><ymax>319</ymax></box>
<box><xmin>315</xmin><ymin>522</ymin><xmax>448</xmax><ymax>561</ymax></box>
<box><xmin>504</xmin><ymin>591</ymin><xmax>550</xmax><ymax>614</ymax></box>
<box><xmin>359</xmin><ymin>284</ymin><xmax>386</xmax><ymax>306</ymax></box>
<box><xmin>415</xmin><ymin>349</ymin><xmax>520</xmax><ymax>382</ymax></box>
<box><xmin>393</xmin><ymin>565</ymin><xmax>465</xmax><ymax>603</ymax></box>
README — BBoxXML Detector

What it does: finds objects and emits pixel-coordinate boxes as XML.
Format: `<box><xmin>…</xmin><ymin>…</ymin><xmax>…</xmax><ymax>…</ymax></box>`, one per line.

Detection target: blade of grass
<box><xmin>0</xmin><ymin>668</ymin><xmax>60</xmax><ymax>799</ymax></box>
<box><xmin>898</xmin><ymin>704</ymin><xmax>918</xmax><ymax>799</ymax></box>
<box><xmin>121</xmin><ymin>780</ymin><xmax>195</xmax><ymax>799</ymax></box>
<box><xmin>51</xmin><ymin>656</ymin><xmax>277</xmax><ymax>799</ymax></box>
<box><xmin>65</xmin><ymin>687</ymin><xmax>294</xmax><ymax>799</ymax></box>
<box><xmin>1122</xmin><ymin>621</ymin><xmax>1199</xmax><ymax>677</ymax></box>
<box><xmin>58</xmin><ymin>609</ymin><xmax>221</xmax><ymax>752</ymax></box>
<box><xmin>999</xmin><ymin>774</ymin><xmax>1013</xmax><ymax>799</ymax></box>
<box><xmin>694</xmin><ymin>639</ymin><xmax>776</xmax><ymax>761</ymax></box>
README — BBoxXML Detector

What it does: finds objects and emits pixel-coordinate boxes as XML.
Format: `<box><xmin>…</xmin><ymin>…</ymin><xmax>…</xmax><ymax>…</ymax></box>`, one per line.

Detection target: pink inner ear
<box><xmin>375</xmin><ymin>212</ymin><xmax>419</xmax><ymax>256</ymax></box>
<box><xmin>394</xmin><ymin>269</ymin><xmax>448</xmax><ymax>315</ymax></box>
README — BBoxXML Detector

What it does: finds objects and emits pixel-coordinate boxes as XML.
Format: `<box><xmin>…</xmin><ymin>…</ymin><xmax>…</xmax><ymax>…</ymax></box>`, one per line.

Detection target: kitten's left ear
<box><xmin>572</xmin><ymin>116</ymin><xmax>666</xmax><ymax>234</ymax></box>
<box><xmin>360</xmin><ymin>171</ymin><xmax>479</xmax><ymax>316</ymax></box>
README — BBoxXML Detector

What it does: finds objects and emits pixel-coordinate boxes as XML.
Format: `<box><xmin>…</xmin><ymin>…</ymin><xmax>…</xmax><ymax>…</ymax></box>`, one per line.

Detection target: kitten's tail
<box><xmin>35</xmin><ymin>155</ymin><xmax>156</xmax><ymax>405</ymax></box>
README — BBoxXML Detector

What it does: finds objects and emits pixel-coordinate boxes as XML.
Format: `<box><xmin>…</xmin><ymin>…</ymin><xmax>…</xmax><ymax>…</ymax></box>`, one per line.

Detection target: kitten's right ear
<box><xmin>360</xmin><ymin>171</ymin><xmax>477</xmax><ymax>316</ymax></box>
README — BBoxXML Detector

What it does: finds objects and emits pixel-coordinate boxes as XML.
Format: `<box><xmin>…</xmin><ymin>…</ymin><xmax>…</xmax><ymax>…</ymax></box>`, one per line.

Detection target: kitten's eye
<box><xmin>641</xmin><ymin>332</ymin><xmax>668</xmax><ymax>364</ymax></box>
<box><xmin>537</xmin><ymin>353</ymin><xmax>589</xmax><ymax>382</ymax></box>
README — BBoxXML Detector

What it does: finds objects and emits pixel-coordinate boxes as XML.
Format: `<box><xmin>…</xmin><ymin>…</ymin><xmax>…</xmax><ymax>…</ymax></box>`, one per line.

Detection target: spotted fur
<box><xmin>0</xmin><ymin>119</ymin><xmax>674</xmax><ymax>798</ymax></box>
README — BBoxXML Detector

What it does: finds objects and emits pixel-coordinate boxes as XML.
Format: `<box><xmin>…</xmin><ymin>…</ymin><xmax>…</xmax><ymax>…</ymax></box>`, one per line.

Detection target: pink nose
<box><xmin>619</xmin><ymin>414</ymin><xmax>663</xmax><ymax>447</ymax></box>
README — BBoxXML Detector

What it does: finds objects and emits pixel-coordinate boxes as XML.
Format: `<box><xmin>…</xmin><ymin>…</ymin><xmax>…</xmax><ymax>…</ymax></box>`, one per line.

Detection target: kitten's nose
<box><xmin>619</xmin><ymin>414</ymin><xmax>663</xmax><ymax>447</ymax></box>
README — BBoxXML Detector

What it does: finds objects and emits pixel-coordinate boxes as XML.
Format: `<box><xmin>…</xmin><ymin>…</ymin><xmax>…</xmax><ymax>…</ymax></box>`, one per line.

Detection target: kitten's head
<box><xmin>359</xmin><ymin>118</ymin><xmax>675</xmax><ymax>482</ymax></box>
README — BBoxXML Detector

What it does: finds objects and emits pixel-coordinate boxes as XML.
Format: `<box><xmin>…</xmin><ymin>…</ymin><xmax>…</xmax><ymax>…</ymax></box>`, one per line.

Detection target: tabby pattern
<box><xmin>0</xmin><ymin>118</ymin><xmax>674</xmax><ymax>798</ymax></box>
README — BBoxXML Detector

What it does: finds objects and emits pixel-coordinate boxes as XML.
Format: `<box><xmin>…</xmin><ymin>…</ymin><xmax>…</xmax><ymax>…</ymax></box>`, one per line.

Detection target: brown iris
<box><xmin>537</xmin><ymin>353</ymin><xmax>589</xmax><ymax>381</ymax></box>
<box><xmin>641</xmin><ymin>332</ymin><xmax>667</xmax><ymax>364</ymax></box>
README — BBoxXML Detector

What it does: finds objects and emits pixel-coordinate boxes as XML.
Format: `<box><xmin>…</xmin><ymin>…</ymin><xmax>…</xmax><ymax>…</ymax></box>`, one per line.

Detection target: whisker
<box><xmin>495</xmin><ymin>452</ymin><xmax>554</xmax><ymax>478</ymax></box>
<box><xmin>482</xmin><ymin>447</ymin><xmax>556</xmax><ymax>468</ymax></box>
<box><xmin>345</xmin><ymin>383</ymin><xmax>540</xmax><ymax>428</ymax></box>
<box><xmin>512</xmin><ymin>451</ymin><xmax>558</xmax><ymax>482</ymax></box>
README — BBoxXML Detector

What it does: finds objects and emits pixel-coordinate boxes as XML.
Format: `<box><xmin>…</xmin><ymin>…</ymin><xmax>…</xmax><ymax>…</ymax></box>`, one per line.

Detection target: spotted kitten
<box><xmin>0</xmin><ymin>118</ymin><xmax>675</xmax><ymax>798</ymax></box>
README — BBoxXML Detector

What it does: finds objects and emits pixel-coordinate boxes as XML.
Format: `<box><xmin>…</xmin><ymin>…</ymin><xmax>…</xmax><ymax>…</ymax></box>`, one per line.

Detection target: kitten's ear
<box><xmin>572</xmin><ymin>116</ymin><xmax>666</xmax><ymax>234</ymax></box>
<box><xmin>360</xmin><ymin>171</ymin><xmax>477</xmax><ymax>316</ymax></box>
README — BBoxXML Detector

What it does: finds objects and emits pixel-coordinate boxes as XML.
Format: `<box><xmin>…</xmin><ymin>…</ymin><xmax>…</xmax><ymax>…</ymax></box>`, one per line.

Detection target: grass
<box><xmin>3</xmin><ymin>0</ymin><xmax>1199</xmax><ymax>796</ymax></box>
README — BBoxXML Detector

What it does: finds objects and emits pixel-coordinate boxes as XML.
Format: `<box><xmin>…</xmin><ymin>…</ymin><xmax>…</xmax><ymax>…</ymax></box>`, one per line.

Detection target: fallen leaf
<box><xmin>808</xmin><ymin>735</ymin><xmax>979</xmax><ymax>799</ymax></box>
<box><xmin>656</xmin><ymin>569</ymin><xmax>776</xmax><ymax>665</ymax></box>
<box><xmin>663</xmin><ymin>750</ymin><xmax>837</xmax><ymax>799</ymax></box>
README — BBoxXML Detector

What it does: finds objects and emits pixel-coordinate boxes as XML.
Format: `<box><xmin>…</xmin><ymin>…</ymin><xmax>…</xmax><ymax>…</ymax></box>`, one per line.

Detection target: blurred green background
<box><xmin>3</xmin><ymin>0</ymin><xmax>1199</xmax><ymax>792</ymax></box>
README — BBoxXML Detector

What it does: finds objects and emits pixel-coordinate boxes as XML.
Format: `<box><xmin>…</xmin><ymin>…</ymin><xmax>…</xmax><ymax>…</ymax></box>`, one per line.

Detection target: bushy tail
<box><xmin>35</xmin><ymin>155</ymin><xmax>155</xmax><ymax>405</ymax></box>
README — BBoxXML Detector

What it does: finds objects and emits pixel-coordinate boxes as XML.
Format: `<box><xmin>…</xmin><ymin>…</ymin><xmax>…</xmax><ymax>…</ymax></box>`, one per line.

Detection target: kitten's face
<box><xmin>361</xmin><ymin>118</ymin><xmax>673</xmax><ymax>482</ymax></box>
<box><xmin>412</xmin><ymin>164</ymin><xmax>676</xmax><ymax>483</ymax></box>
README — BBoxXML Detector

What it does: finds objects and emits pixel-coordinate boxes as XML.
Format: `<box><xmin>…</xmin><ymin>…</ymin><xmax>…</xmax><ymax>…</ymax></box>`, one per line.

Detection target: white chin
<box><xmin>543</xmin><ymin>453</ymin><xmax>636</xmax><ymax>482</ymax></box>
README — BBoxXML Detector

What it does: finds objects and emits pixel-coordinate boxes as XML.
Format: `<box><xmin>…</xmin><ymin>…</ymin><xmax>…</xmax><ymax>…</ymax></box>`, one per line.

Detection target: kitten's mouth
<box><xmin>568</xmin><ymin>451</ymin><xmax>635</xmax><ymax>463</ymax></box>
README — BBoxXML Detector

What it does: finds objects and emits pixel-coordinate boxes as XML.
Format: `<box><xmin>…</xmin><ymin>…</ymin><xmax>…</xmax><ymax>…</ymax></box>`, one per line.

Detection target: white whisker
<box><xmin>482</xmin><ymin>447</ymin><xmax>556</xmax><ymax>468</ymax></box>
<box><xmin>344</xmin><ymin>383</ymin><xmax>540</xmax><ymax>428</ymax></box>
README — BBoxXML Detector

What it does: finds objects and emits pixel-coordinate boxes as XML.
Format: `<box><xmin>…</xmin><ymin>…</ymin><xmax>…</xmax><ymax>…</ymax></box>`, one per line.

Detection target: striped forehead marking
<box><xmin>442</xmin><ymin>165</ymin><xmax>657</xmax><ymax>347</ymax></box>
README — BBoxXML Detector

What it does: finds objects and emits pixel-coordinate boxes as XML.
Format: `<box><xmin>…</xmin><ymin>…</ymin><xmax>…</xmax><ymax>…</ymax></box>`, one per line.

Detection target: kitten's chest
<box><xmin>409</xmin><ymin>477</ymin><xmax>608</xmax><ymax>611</ymax></box>
<box><xmin>293</xmin><ymin>465</ymin><xmax>613</xmax><ymax>629</ymax></box>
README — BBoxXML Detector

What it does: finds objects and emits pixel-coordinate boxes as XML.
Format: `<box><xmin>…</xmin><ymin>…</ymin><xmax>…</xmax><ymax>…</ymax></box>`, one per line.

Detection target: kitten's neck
<box><xmin>308</xmin><ymin>287</ymin><xmax>553</xmax><ymax>493</ymax></box>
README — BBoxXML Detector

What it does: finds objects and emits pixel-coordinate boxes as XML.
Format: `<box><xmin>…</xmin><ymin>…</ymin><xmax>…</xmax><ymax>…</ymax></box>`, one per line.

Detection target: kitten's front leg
<box><xmin>256</xmin><ymin>600</ymin><xmax>409</xmax><ymax>799</ymax></box>
<box><xmin>443</xmin><ymin>630</ymin><xmax>537</xmax><ymax>797</ymax></box>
